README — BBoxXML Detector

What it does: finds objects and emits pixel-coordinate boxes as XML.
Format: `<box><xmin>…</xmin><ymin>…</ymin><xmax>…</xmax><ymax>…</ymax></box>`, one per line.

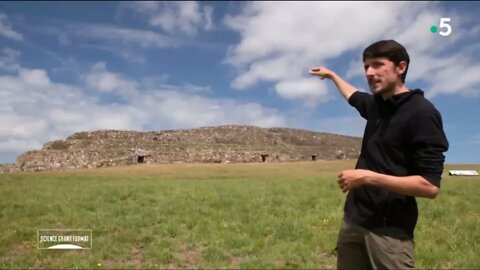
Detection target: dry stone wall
<box><xmin>2</xmin><ymin>125</ymin><xmax>362</xmax><ymax>172</ymax></box>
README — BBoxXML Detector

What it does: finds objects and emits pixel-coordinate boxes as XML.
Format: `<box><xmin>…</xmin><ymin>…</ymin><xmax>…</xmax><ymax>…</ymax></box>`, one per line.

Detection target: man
<box><xmin>309</xmin><ymin>40</ymin><xmax>449</xmax><ymax>269</ymax></box>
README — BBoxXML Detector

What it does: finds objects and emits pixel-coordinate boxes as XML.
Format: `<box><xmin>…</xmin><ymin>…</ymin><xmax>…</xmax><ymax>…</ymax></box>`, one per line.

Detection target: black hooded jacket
<box><xmin>345</xmin><ymin>89</ymin><xmax>449</xmax><ymax>239</ymax></box>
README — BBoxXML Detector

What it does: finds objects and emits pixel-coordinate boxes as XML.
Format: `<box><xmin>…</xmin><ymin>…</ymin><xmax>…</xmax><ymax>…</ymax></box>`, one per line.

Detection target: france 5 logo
<box><xmin>430</xmin><ymin>18</ymin><xmax>452</xmax><ymax>36</ymax></box>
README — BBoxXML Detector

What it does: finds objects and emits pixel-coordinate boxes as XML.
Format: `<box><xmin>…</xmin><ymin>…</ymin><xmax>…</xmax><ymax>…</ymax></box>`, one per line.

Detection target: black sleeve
<box><xmin>409</xmin><ymin>108</ymin><xmax>449</xmax><ymax>187</ymax></box>
<box><xmin>348</xmin><ymin>91</ymin><xmax>374</xmax><ymax>120</ymax></box>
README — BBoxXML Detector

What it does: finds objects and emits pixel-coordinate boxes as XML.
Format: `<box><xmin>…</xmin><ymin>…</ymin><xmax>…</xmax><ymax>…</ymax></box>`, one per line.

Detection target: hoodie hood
<box><xmin>376</xmin><ymin>89</ymin><xmax>424</xmax><ymax>116</ymax></box>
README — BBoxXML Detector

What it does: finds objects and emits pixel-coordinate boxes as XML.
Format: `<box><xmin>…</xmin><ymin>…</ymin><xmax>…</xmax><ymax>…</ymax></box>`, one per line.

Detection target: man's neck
<box><xmin>381</xmin><ymin>84</ymin><xmax>409</xmax><ymax>100</ymax></box>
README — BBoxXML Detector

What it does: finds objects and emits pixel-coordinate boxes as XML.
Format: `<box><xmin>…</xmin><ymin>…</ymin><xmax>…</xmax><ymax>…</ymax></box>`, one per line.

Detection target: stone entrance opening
<box><xmin>137</xmin><ymin>156</ymin><xmax>145</xmax><ymax>164</ymax></box>
<box><xmin>311</xmin><ymin>155</ymin><xmax>317</xmax><ymax>161</ymax></box>
<box><xmin>261</xmin><ymin>154</ymin><xmax>268</xmax><ymax>162</ymax></box>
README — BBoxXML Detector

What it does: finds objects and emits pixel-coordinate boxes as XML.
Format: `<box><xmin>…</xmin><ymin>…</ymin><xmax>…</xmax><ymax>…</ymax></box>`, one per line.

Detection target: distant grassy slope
<box><xmin>0</xmin><ymin>161</ymin><xmax>478</xmax><ymax>269</ymax></box>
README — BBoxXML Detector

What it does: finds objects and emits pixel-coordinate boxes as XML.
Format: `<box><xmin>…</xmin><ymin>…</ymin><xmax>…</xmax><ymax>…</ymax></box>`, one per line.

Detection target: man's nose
<box><xmin>365</xmin><ymin>67</ymin><xmax>376</xmax><ymax>77</ymax></box>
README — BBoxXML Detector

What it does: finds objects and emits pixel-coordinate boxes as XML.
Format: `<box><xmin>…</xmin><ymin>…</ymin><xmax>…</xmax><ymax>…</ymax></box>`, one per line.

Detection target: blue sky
<box><xmin>0</xmin><ymin>1</ymin><xmax>479</xmax><ymax>164</ymax></box>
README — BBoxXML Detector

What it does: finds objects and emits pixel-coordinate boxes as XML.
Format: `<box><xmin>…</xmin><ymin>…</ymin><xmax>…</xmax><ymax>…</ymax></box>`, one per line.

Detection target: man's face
<box><xmin>363</xmin><ymin>57</ymin><xmax>404</xmax><ymax>95</ymax></box>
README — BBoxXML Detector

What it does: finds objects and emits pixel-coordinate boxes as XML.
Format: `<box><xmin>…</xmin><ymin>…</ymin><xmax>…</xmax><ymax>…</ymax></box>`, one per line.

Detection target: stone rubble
<box><xmin>1</xmin><ymin>125</ymin><xmax>362</xmax><ymax>173</ymax></box>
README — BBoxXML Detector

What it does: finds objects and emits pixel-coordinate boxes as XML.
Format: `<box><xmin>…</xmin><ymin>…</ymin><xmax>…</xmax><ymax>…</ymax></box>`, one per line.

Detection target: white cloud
<box><xmin>225</xmin><ymin>2</ymin><xmax>480</xmax><ymax>103</ymax></box>
<box><xmin>0</xmin><ymin>47</ymin><xmax>21</xmax><ymax>72</ymax></box>
<box><xmin>0</xmin><ymin>113</ymin><xmax>48</xmax><ymax>141</ymax></box>
<box><xmin>343</xmin><ymin>5</ymin><xmax>480</xmax><ymax>97</ymax></box>
<box><xmin>0</xmin><ymin>73</ymin><xmax>96</xmax><ymax>154</ymax></box>
<box><xmin>203</xmin><ymin>6</ymin><xmax>214</xmax><ymax>31</ymax></box>
<box><xmin>128</xmin><ymin>1</ymin><xmax>214</xmax><ymax>36</ymax></box>
<box><xmin>85</xmin><ymin>62</ymin><xmax>138</xmax><ymax>98</ymax></box>
<box><xmin>19</xmin><ymin>68</ymin><xmax>50</xmax><ymax>87</ymax></box>
<box><xmin>428</xmin><ymin>58</ymin><xmax>480</xmax><ymax>97</ymax></box>
<box><xmin>39</xmin><ymin>22</ymin><xmax>182</xmax><ymax>50</ymax></box>
<box><xmin>275</xmin><ymin>77</ymin><xmax>328</xmax><ymax>107</ymax></box>
<box><xmin>0</xmin><ymin>62</ymin><xmax>287</xmax><ymax>162</ymax></box>
<box><xmin>34</xmin><ymin>21</ymin><xmax>183</xmax><ymax>65</ymax></box>
<box><xmin>144</xmin><ymin>80</ymin><xmax>213</xmax><ymax>95</ymax></box>
<box><xmin>0</xmin><ymin>13</ymin><xmax>23</xmax><ymax>41</ymax></box>
<box><xmin>182</xmin><ymin>83</ymin><xmax>213</xmax><ymax>95</ymax></box>
<box><xmin>345</xmin><ymin>57</ymin><xmax>364</xmax><ymax>81</ymax></box>
<box><xmin>78</xmin><ymin>44</ymin><xmax>147</xmax><ymax>65</ymax></box>
<box><xmin>69</xmin><ymin>23</ymin><xmax>181</xmax><ymax>48</ymax></box>
<box><xmin>225</xmin><ymin>2</ymin><xmax>414</xmax><ymax>67</ymax></box>
<box><xmin>231</xmin><ymin>54</ymin><xmax>304</xmax><ymax>89</ymax></box>
<box><xmin>134</xmin><ymin>90</ymin><xmax>285</xmax><ymax>130</ymax></box>
<box><xmin>0</xmin><ymin>138</ymin><xmax>45</xmax><ymax>153</ymax></box>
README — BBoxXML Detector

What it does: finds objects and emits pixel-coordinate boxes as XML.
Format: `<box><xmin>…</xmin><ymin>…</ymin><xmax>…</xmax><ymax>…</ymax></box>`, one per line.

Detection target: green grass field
<box><xmin>0</xmin><ymin>161</ymin><xmax>479</xmax><ymax>269</ymax></box>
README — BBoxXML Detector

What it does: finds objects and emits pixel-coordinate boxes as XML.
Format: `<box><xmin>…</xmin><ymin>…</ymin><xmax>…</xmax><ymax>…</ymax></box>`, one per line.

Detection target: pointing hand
<box><xmin>309</xmin><ymin>66</ymin><xmax>335</xmax><ymax>80</ymax></box>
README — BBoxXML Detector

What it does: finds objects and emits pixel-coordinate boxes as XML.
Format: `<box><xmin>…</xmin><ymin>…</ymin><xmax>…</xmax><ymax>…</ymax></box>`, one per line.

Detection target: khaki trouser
<box><xmin>337</xmin><ymin>219</ymin><xmax>415</xmax><ymax>270</ymax></box>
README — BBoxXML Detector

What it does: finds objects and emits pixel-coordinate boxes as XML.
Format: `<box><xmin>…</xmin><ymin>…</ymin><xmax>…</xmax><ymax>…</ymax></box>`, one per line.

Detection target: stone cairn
<box><xmin>1</xmin><ymin>125</ymin><xmax>362</xmax><ymax>173</ymax></box>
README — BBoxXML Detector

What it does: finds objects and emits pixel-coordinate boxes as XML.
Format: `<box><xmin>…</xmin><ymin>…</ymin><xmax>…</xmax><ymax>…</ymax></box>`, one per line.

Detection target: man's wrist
<box><xmin>364</xmin><ymin>171</ymin><xmax>378</xmax><ymax>186</ymax></box>
<box><xmin>329</xmin><ymin>72</ymin><xmax>338</xmax><ymax>80</ymax></box>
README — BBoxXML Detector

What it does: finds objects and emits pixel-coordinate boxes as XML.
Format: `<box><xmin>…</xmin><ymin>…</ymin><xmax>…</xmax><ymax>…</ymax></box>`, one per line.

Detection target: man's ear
<box><xmin>397</xmin><ymin>61</ymin><xmax>408</xmax><ymax>76</ymax></box>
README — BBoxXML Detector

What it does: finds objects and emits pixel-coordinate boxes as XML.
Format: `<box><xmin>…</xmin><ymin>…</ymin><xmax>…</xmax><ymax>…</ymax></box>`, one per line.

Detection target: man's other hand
<box><xmin>337</xmin><ymin>169</ymin><xmax>376</xmax><ymax>193</ymax></box>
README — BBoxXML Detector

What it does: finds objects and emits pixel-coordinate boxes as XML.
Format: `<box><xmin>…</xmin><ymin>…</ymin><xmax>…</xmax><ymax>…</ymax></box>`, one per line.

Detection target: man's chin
<box><xmin>370</xmin><ymin>86</ymin><xmax>390</xmax><ymax>96</ymax></box>
<box><xmin>369</xmin><ymin>87</ymin><xmax>381</xmax><ymax>94</ymax></box>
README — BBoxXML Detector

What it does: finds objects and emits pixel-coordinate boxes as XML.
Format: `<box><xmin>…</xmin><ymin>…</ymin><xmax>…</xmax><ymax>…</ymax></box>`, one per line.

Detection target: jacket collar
<box><xmin>375</xmin><ymin>89</ymin><xmax>424</xmax><ymax>116</ymax></box>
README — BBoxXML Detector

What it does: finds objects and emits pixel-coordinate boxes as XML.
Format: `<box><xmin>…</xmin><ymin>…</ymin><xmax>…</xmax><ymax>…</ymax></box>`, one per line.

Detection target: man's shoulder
<box><xmin>407</xmin><ymin>90</ymin><xmax>440</xmax><ymax>115</ymax></box>
<box><xmin>404</xmin><ymin>92</ymin><xmax>445</xmax><ymax>130</ymax></box>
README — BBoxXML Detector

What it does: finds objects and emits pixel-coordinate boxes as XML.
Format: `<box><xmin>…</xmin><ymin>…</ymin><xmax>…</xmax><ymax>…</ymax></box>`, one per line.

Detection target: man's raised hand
<box><xmin>309</xmin><ymin>66</ymin><xmax>335</xmax><ymax>80</ymax></box>
<box><xmin>309</xmin><ymin>66</ymin><xmax>358</xmax><ymax>101</ymax></box>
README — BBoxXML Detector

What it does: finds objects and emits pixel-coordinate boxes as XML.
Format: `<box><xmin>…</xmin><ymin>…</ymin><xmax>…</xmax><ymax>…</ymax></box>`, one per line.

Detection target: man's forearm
<box><xmin>330</xmin><ymin>73</ymin><xmax>358</xmax><ymax>101</ymax></box>
<box><xmin>364</xmin><ymin>172</ymin><xmax>439</xmax><ymax>199</ymax></box>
